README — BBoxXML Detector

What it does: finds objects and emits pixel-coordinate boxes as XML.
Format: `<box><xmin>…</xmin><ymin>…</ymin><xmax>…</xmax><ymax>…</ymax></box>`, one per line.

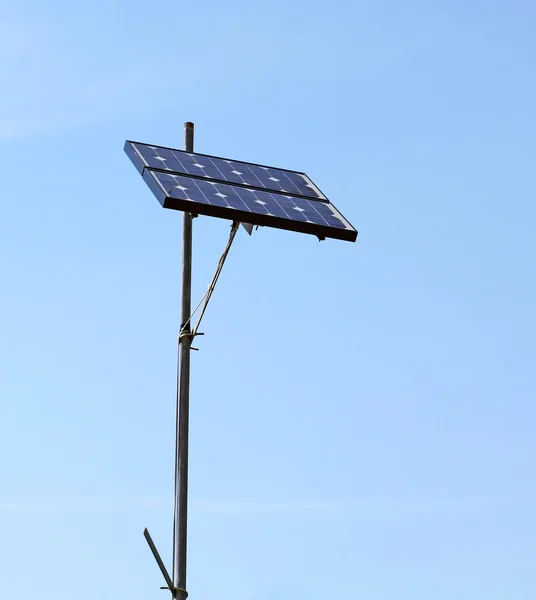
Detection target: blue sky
<box><xmin>1</xmin><ymin>0</ymin><xmax>536</xmax><ymax>598</ymax></box>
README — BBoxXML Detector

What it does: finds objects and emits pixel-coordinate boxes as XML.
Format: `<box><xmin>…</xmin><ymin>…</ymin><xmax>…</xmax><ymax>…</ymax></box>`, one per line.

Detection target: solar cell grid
<box><xmin>142</xmin><ymin>170</ymin><xmax>356</xmax><ymax>242</ymax></box>
<box><xmin>126</xmin><ymin>141</ymin><xmax>327</xmax><ymax>201</ymax></box>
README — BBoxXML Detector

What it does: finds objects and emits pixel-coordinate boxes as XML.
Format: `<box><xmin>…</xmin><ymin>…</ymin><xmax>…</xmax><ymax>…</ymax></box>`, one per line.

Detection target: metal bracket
<box><xmin>159</xmin><ymin>586</ymin><xmax>189</xmax><ymax>598</ymax></box>
<box><xmin>178</xmin><ymin>330</ymin><xmax>204</xmax><ymax>351</ymax></box>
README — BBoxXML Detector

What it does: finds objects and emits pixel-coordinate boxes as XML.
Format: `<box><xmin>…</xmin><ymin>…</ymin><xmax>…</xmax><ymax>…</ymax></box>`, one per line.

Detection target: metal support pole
<box><xmin>173</xmin><ymin>121</ymin><xmax>194</xmax><ymax>600</ymax></box>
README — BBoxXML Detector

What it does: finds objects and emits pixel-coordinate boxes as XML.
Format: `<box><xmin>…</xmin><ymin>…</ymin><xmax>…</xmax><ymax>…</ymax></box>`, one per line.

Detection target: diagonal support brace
<box><xmin>177</xmin><ymin>220</ymin><xmax>240</xmax><ymax>349</ymax></box>
<box><xmin>144</xmin><ymin>528</ymin><xmax>178</xmax><ymax>594</ymax></box>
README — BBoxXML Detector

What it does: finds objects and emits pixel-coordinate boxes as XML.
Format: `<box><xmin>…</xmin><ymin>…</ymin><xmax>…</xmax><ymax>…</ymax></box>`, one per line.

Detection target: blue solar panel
<box><xmin>142</xmin><ymin>169</ymin><xmax>357</xmax><ymax>242</ymax></box>
<box><xmin>125</xmin><ymin>140</ymin><xmax>327</xmax><ymax>201</ymax></box>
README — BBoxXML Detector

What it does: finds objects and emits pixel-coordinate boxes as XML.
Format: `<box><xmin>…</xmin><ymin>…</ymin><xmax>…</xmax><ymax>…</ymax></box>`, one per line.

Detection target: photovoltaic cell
<box><xmin>142</xmin><ymin>170</ymin><xmax>356</xmax><ymax>242</ymax></box>
<box><xmin>126</xmin><ymin>140</ymin><xmax>327</xmax><ymax>201</ymax></box>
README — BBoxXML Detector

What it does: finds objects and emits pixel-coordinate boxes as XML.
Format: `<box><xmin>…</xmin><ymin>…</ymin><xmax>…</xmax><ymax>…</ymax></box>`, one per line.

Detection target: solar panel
<box><xmin>142</xmin><ymin>169</ymin><xmax>357</xmax><ymax>242</ymax></box>
<box><xmin>125</xmin><ymin>141</ymin><xmax>328</xmax><ymax>201</ymax></box>
<box><xmin>124</xmin><ymin>139</ymin><xmax>357</xmax><ymax>242</ymax></box>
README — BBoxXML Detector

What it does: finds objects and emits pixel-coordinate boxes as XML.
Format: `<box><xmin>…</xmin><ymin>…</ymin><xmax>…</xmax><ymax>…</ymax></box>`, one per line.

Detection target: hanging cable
<box><xmin>173</xmin><ymin>220</ymin><xmax>240</xmax><ymax>571</ymax></box>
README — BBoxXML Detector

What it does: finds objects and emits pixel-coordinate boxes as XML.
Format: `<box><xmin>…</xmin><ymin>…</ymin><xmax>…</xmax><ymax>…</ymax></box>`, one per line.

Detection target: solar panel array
<box><xmin>125</xmin><ymin>140</ymin><xmax>357</xmax><ymax>242</ymax></box>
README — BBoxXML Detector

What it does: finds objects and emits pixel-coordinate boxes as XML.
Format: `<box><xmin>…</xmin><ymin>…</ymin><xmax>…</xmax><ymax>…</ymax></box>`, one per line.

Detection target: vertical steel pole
<box><xmin>173</xmin><ymin>121</ymin><xmax>194</xmax><ymax>600</ymax></box>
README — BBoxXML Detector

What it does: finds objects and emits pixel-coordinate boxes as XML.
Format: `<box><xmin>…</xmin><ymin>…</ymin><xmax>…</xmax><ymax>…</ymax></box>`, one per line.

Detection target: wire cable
<box><xmin>173</xmin><ymin>221</ymin><xmax>241</xmax><ymax>575</ymax></box>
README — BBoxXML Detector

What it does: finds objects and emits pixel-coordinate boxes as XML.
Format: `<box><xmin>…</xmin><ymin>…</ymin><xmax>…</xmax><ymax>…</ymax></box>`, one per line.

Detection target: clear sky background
<box><xmin>1</xmin><ymin>1</ymin><xmax>535</xmax><ymax>599</ymax></box>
